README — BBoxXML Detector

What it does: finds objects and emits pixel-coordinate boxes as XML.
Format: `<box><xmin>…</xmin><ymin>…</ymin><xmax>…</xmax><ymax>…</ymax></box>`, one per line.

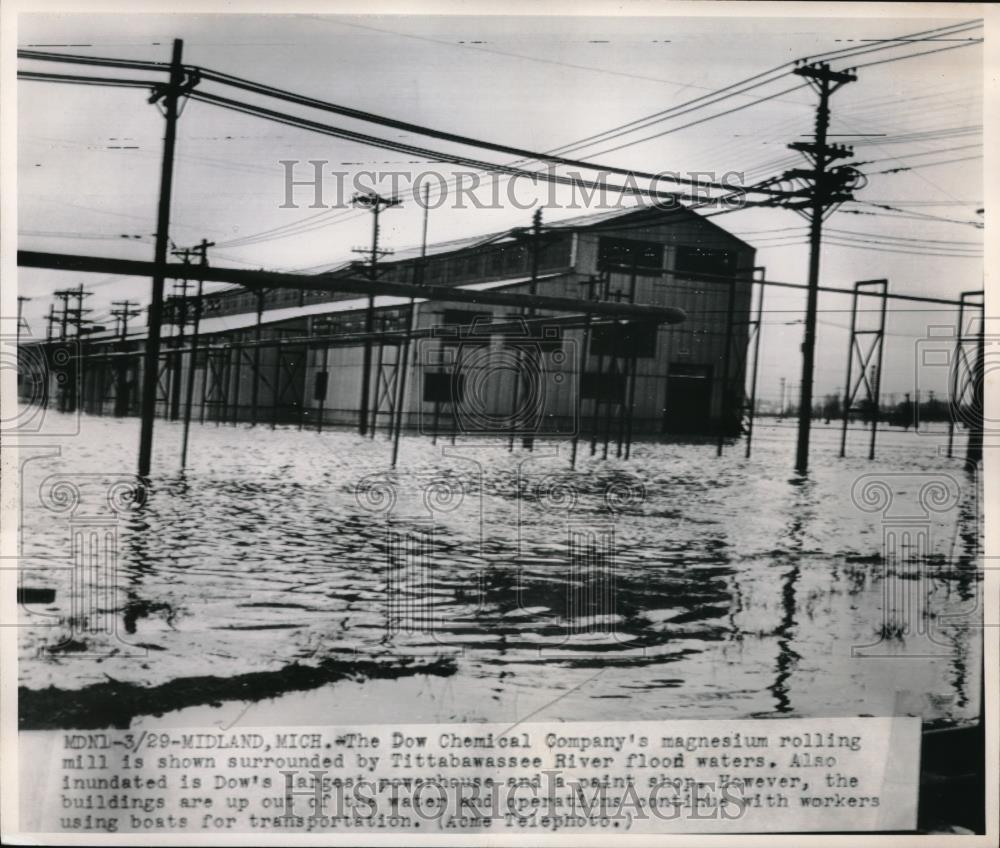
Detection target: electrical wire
<box><xmin>846</xmin><ymin>201</ymin><xmax>983</xmax><ymax>228</ymax></box>
<box><xmin>20</xmin><ymin>19</ymin><xmax>982</xmax><ymax>199</ymax></box>
<box><xmin>865</xmin><ymin>154</ymin><xmax>982</xmax><ymax>175</ymax></box>
<box><xmin>850</xmin><ymin>37</ymin><xmax>984</xmax><ymax>70</ymax></box>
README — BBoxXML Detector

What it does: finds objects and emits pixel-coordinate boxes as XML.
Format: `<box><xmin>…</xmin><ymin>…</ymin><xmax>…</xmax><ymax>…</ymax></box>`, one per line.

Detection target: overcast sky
<box><xmin>15</xmin><ymin>11</ymin><xmax>984</xmax><ymax>402</ymax></box>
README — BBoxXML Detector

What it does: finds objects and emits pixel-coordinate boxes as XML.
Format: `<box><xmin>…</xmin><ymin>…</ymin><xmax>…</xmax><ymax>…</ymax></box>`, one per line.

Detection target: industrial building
<box><xmin>23</xmin><ymin>205</ymin><xmax>756</xmax><ymax>445</ymax></box>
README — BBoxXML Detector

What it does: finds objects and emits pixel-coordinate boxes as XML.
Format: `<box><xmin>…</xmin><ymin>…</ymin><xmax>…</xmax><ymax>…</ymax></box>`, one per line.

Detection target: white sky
<box><xmin>14</xmin><ymin>11</ymin><xmax>985</xmax><ymax>401</ymax></box>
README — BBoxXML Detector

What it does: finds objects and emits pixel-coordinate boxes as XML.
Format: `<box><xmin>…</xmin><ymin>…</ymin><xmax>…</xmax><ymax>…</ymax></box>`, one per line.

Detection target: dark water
<box><xmin>17</xmin><ymin>409</ymin><xmax>983</xmax><ymax>726</ymax></box>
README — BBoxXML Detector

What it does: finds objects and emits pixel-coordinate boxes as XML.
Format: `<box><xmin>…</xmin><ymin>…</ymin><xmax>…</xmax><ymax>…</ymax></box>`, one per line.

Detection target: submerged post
<box><xmin>138</xmin><ymin>38</ymin><xmax>190</xmax><ymax>477</ymax></box>
<box><xmin>250</xmin><ymin>289</ymin><xmax>265</xmax><ymax>425</ymax></box>
<box><xmin>180</xmin><ymin>240</ymin><xmax>213</xmax><ymax>469</ymax></box>
<box><xmin>745</xmin><ymin>268</ymin><xmax>766</xmax><ymax>459</ymax></box>
<box><xmin>966</xmin><ymin>304</ymin><xmax>985</xmax><ymax>469</ymax></box>
<box><xmin>391</xmin><ymin>300</ymin><xmax>416</xmax><ymax>468</ymax></box>
<box><xmin>717</xmin><ymin>276</ymin><xmax>736</xmax><ymax>458</ymax></box>
<box><xmin>867</xmin><ymin>283</ymin><xmax>888</xmax><ymax>461</ymax></box>
<box><xmin>839</xmin><ymin>279</ymin><xmax>887</xmax><ymax>460</ymax></box>
<box><xmin>948</xmin><ymin>291</ymin><xmax>983</xmax><ymax>460</ymax></box>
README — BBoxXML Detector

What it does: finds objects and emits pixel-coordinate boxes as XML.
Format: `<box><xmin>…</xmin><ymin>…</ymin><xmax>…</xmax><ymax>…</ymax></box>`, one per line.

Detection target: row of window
<box><xmin>164</xmin><ymin>238</ymin><xmax>738</xmax><ymax>324</ymax></box>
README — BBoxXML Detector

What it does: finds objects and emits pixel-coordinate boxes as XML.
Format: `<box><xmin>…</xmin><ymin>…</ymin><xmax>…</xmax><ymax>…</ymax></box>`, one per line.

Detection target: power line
<box><xmin>578</xmin><ymin>83</ymin><xmax>812</xmax><ymax>158</ymax></box>
<box><xmin>18</xmin><ymin>24</ymin><xmax>980</xmax><ymax>263</ymax></box>
<box><xmin>853</xmin><ymin>143</ymin><xmax>981</xmax><ymax>165</ymax></box>
<box><xmin>23</xmin><ymin>22</ymin><xmax>982</xmax><ymax>204</ymax></box>
<box><xmin>850</xmin><ymin>37</ymin><xmax>984</xmax><ymax>70</ymax></box>
<box><xmin>17</xmin><ymin>70</ymin><xmax>155</xmax><ymax>89</ymax></box>
<box><xmin>184</xmin><ymin>88</ymin><xmax>771</xmax><ymax>208</ymax></box>
<box><xmin>850</xmin><ymin>125</ymin><xmax>982</xmax><ymax>146</ymax></box>
<box><xmin>845</xmin><ymin>201</ymin><xmax>983</xmax><ymax>228</ymax></box>
<box><xmin>865</xmin><ymin>154</ymin><xmax>982</xmax><ymax>175</ymax></box>
<box><xmin>575</xmin><ymin>22</ymin><xmax>984</xmax><ymax>158</ymax></box>
<box><xmin>300</xmin><ymin>15</ymin><xmax>978</xmax><ymax>96</ymax></box>
<box><xmin>755</xmin><ymin>236</ymin><xmax>982</xmax><ymax>259</ymax></box>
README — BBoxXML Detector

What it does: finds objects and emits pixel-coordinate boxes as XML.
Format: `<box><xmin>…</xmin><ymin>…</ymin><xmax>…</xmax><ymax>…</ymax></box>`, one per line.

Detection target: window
<box><xmin>441</xmin><ymin>309</ymin><xmax>492</xmax><ymax>327</ymax></box>
<box><xmin>485</xmin><ymin>248</ymin><xmax>501</xmax><ymax>275</ymax></box>
<box><xmin>581</xmin><ymin>372</ymin><xmax>626</xmax><ymax>402</ymax></box>
<box><xmin>504</xmin><ymin>244</ymin><xmax>527</xmax><ymax>272</ymax></box>
<box><xmin>438</xmin><ymin>310</ymin><xmax>492</xmax><ymax>345</ymax></box>
<box><xmin>589</xmin><ymin>322</ymin><xmax>657</xmax><ymax>358</ymax></box>
<box><xmin>423</xmin><ymin>372</ymin><xmax>464</xmax><ymax>403</ymax></box>
<box><xmin>597</xmin><ymin>237</ymin><xmax>664</xmax><ymax>272</ymax></box>
<box><xmin>674</xmin><ymin>246</ymin><xmax>737</xmax><ymax>279</ymax></box>
<box><xmin>313</xmin><ymin>372</ymin><xmax>329</xmax><ymax>401</ymax></box>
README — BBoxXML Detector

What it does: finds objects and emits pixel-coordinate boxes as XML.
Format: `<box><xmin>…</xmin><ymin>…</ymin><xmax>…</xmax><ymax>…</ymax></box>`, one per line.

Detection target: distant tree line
<box><xmin>810</xmin><ymin>391</ymin><xmax>959</xmax><ymax>428</ymax></box>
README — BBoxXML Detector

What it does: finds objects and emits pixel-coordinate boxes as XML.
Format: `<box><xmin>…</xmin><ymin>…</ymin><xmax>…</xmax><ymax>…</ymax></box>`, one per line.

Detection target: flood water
<box><xmin>17</xmin><ymin>409</ymin><xmax>983</xmax><ymax>728</ymax></box>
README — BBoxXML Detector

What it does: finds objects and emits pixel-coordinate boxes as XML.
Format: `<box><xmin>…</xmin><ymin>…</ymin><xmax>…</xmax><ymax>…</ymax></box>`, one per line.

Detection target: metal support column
<box><xmin>717</xmin><ymin>276</ymin><xmax>737</xmax><ymax>457</ymax></box>
<box><xmin>838</xmin><ymin>279</ymin><xmax>888</xmax><ymax>460</ymax></box>
<box><xmin>948</xmin><ymin>291</ymin><xmax>985</xmax><ymax>458</ymax></box>
<box><xmin>250</xmin><ymin>289</ymin><xmax>265</xmax><ymax>425</ymax></box>
<box><xmin>744</xmin><ymin>268</ymin><xmax>766</xmax><ymax>459</ymax></box>
<box><xmin>570</xmin><ymin>312</ymin><xmax>592</xmax><ymax>469</ymax></box>
<box><xmin>180</xmin><ymin>243</ymin><xmax>210</xmax><ymax>469</ymax></box>
<box><xmin>391</xmin><ymin>300</ymin><xmax>416</xmax><ymax>468</ymax></box>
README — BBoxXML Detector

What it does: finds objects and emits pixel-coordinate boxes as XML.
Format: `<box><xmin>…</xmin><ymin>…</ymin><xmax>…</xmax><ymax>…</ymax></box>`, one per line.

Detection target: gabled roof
<box><xmin>311</xmin><ymin>202</ymin><xmax>753</xmax><ymax>276</ymax></box>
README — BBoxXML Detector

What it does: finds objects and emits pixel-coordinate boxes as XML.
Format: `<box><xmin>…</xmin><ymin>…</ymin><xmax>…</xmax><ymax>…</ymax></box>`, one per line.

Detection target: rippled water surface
<box><xmin>17</xmin><ymin>410</ymin><xmax>983</xmax><ymax>727</ymax></box>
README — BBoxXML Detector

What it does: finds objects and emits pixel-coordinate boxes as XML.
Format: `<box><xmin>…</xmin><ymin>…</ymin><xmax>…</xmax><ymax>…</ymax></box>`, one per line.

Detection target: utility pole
<box><xmin>169</xmin><ymin>246</ymin><xmax>193</xmax><ymax>421</ymax></box>
<box><xmin>67</xmin><ymin>284</ymin><xmax>93</xmax><ymax>336</ymax></box>
<box><xmin>111</xmin><ymin>299</ymin><xmax>141</xmax><ymax>417</ymax></box>
<box><xmin>51</xmin><ymin>284</ymin><xmax>91</xmax><ymax>412</ymax></box>
<box><xmin>521</xmin><ymin>208</ymin><xmax>543</xmax><ymax>451</ymax></box>
<box><xmin>45</xmin><ymin>304</ymin><xmax>56</xmax><ymax>342</ymax></box>
<box><xmin>68</xmin><ymin>285</ymin><xmax>93</xmax><ymax>413</ymax></box>
<box><xmin>352</xmin><ymin>191</ymin><xmax>401</xmax><ymax>436</ymax></box>
<box><xmin>111</xmin><ymin>300</ymin><xmax>141</xmax><ymax>342</ymax></box>
<box><xmin>779</xmin><ymin>377</ymin><xmax>786</xmax><ymax>418</ymax></box>
<box><xmin>65</xmin><ymin>288</ymin><xmax>93</xmax><ymax>338</ymax></box>
<box><xmin>53</xmin><ymin>289</ymin><xmax>73</xmax><ymax>340</ymax></box>
<box><xmin>138</xmin><ymin>38</ymin><xmax>199</xmax><ymax>478</ymax></box>
<box><xmin>391</xmin><ymin>185</ymin><xmax>429</xmax><ymax>466</ymax></box>
<box><xmin>784</xmin><ymin>61</ymin><xmax>858</xmax><ymax>474</ymax></box>
<box><xmin>17</xmin><ymin>296</ymin><xmax>31</xmax><ymax>339</ymax></box>
<box><xmin>249</xmin><ymin>288</ymin><xmax>266</xmax><ymax>425</ymax></box>
<box><xmin>181</xmin><ymin>238</ymin><xmax>213</xmax><ymax>469</ymax></box>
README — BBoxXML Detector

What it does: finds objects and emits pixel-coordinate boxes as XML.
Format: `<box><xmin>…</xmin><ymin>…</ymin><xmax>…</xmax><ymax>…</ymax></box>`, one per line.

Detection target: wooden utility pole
<box><xmin>168</xmin><ymin>247</ymin><xmax>193</xmax><ymax>421</ymax></box>
<box><xmin>786</xmin><ymin>61</ymin><xmax>857</xmax><ymax>475</ymax></box>
<box><xmin>249</xmin><ymin>288</ymin><xmax>266</xmax><ymax>424</ymax></box>
<box><xmin>53</xmin><ymin>289</ymin><xmax>73</xmax><ymax>340</ymax></box>
<box><xmin>522</xmin><ymin>208</ymin><xmax>543</xmax><ymax>450</ymax></box>
<box><xmin>180</xmin><ymin>239</ymin><xmax>214</xmax><ymax>469</ymax></box>
<box><xmin>352</xmin><ymin>191</ymin><xmax>401</xmax><ymax>436</ymax></box>
<box><xmin>138</xmin><ymin>38</ymin><xmax>197</xmax><ymax>477</ymax></box>
<box><xmin>16</xmin><ymin>296</ymin><xmax>31</xmax><ymax>339</ymax></box>
<box><xmin>110</xmin><ymin>299</ymin><xmax>141</xmax><ymax>417</ymax></box>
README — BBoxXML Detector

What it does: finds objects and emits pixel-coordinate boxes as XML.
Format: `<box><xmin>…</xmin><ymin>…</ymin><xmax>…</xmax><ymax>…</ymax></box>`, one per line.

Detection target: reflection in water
<box><xmin>15</xmin><ymin>412</ymin><xmax>984</xmax><ymax>724</ymax></box>
<box><xmin>767</xmin><ymin>477</ymin><xmax>815</xmax><ymax>714</ymax></box>
<box><xmin>769</xmin><ymin>566</ymin><xmax>801</xmax><ymax>714</ymax></box>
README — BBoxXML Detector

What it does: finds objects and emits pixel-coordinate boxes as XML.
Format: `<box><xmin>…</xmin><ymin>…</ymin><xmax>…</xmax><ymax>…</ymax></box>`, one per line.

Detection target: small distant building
<box><xmin>23</xmin><ymin>206</ymin><xmax>756</xmax><ymax>439</ymax></box>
